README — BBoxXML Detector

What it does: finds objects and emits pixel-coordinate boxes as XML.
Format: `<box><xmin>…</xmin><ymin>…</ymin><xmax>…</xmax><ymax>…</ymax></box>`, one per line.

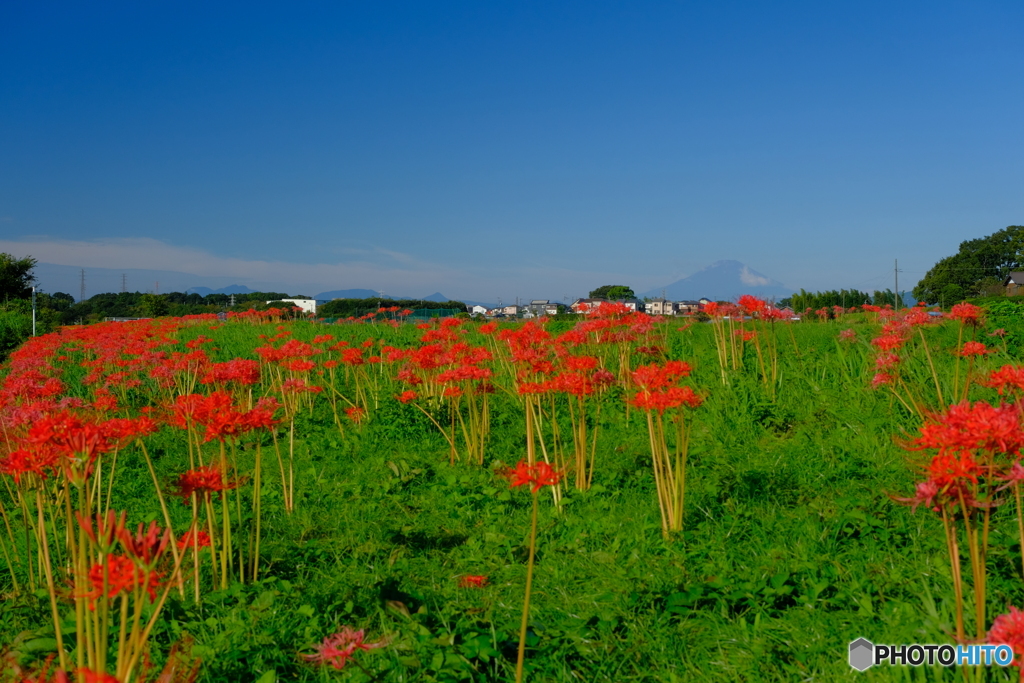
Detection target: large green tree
<box><xmin>0</xmin><ymin>252</ymin><xmax>37</xmax><ymax>300</ymax></box>
<box><xmin>913</xmin><ymin>226</ymin><xmax>1024</xmax><ymax>304</ymax></box>
<box><xmin>588</xmin><ymin>285</ymin><xmax>636</xmax><ymax>300</ymax></box>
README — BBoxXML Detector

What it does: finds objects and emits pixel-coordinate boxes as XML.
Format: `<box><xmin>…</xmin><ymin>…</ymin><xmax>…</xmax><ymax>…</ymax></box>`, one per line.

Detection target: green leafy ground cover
<box><xmin>3</xmin><ymin>314</ymin><xmax>1024</xmax><ymax>681</ymax></box>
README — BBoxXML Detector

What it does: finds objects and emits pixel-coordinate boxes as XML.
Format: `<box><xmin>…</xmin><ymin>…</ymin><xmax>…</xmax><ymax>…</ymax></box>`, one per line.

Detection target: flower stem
<box><xmin>515</xmin><ymin>492</ymin><xmax>539</xmax><ymax>683</ymax></box>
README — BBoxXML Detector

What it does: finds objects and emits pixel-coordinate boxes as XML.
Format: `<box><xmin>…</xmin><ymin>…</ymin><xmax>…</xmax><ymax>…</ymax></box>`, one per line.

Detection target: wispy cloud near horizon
<box><xmin>0</xmin><ymin>236</ymin><xmax>643</xmax><ymax>301</ymax></box>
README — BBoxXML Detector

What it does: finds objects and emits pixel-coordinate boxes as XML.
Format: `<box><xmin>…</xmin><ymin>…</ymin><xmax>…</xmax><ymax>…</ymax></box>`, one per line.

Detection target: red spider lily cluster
<box><xmin>508</xmin><ymin>460</ymin><xmax>563</xmax><ymax>492</ymax></box>
<box><xmin>302</xmin><ymin>628</ymin><xmax>387</xmax><ymax>671</ymax></box>
<box><xmin>12</xmin><ymin>290</ymin><xmax>1011</xmax><ymax>679</ymax></box>
<box><xmin>990</xmin><ymin>605</ymin><xmax>1024</xmax><ymax>668</ymax></box>
<box><xmin>458</xmin><ymin>574</ymin><xmax>488</xmax><ymax>588</ymax></box>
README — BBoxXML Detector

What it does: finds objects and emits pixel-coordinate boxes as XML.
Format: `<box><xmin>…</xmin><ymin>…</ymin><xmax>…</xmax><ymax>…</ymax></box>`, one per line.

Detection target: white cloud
<box><xmin>739</xmin><ymin>265</ymin><xmax>770</xmax><ymax>287</ymax></box>
<box><xmin>0</xmin><ymin>236</ymin><xmax>647</xmax><ymax>301</ymax></box>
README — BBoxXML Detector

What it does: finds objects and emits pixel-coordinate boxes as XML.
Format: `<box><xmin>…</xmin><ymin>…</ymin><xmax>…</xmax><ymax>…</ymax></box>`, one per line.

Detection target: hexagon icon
<box><xmin>849</xmin><ymin>638</ymin><xmax>874</xmax><ymax>671</ymax></box>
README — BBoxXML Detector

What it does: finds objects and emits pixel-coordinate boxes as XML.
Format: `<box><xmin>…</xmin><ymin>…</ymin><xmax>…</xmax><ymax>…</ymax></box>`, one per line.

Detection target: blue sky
<box><xmin>2</xmin><ymin>1</ymin><xmax>1022</xmax><ymax>301</ymax></box>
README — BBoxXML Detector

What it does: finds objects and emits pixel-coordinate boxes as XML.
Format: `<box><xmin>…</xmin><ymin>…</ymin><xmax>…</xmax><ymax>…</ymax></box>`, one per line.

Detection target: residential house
<box><xmin>523</xmin><ymin>300</ymin><xmax>565</xmax><ymax>317</ymax></box>
<box><xmin>677</xmin><ymin>300</ymin><xmax>702</xmax><ymax>314</ymax></box>
<box><xmin>570</xmin><ymin>298</ymin><xmax>606</xmax><ymax>314</ymax></box>
<box><xmin>645</xmin><ymin>298</ymin><xmax>675</xmax><ymax>316</ymax></box>
<box><xmin>619</xmin><ymin>298</ymin><xmax>643</xmax><ymax>312</ymax></box>
<box><xmin>1006</xmin><ymin>272</ymin><xmax>1024</xmax><ymax>296</ymax></box>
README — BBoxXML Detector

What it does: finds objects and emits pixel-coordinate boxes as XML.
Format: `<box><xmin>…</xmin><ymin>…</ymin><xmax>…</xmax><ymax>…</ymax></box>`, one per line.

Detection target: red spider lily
<box><xmin>989</xmin><ymin>606</ymin><xmax>1024</xmax><ymax>667</ymax></box>
<box><xmin>397</xmin><ymin>390</ymin><xmax>418</xmax><ymax>404</ymax></box>
<box><xmin>871</xmin><ymin>333</ymin><xmax>907</xmax><ymax>352</ymax></box>
<box><xmin>163</xmin><ymin>394</ymin><xmax>207</xmax><ymax>430</ymax></box>
<box><xmin>0</xmin><ymin>447</ymin><xmax>61</xmax><ymax>482</ymax></box>
<box><xmin>548</xmin><ymin>372</ymin><xmax>595</xmax><ymax>397</ymax></box>
<box><xmin>874</xmin><ymin>353</ymin><xmax>901</xmax><ymax>370</ymax></box>
<box><xmin>987</xmin><ymin>365</ymin><xmax>1024</xmax><ymax>394</ymax></box>
<box><xmin>949</xmin><ymin>302</ymin><xmax>983</xmax><ymax>325</ymax></box>
<box><xmin>630</xmin><ymin>386</ymin><xmax>703</xmax><ymax>413</ymax></box>
<box><xmin>76</xmin><ymin>510</ymin><xmax>127</xmax><ymax>552</ymax></box>
<box><xmin>201</xmin><ymin>358</ymin><xmax>261</xmax><ymax>386</ymax></box>
<box><xmin>92</xmin><ymin>388</ymin><xmax>118</xmax><ymax>412</ymax></box>
<box><xmin>870</xmin><ymin>372</ymin><xmax>895</xmax><ymax>389</ymax></box>
<box><xmin>302</xmin><ymin>628</ymin><xmax>387</xmax><ymax>670</ymax></box>
<box><xmin>78</xmin><ymin>669</ymin><xmax>120</xmax><ymax>683</ymax></box>
<box><xmin>912</xmin><ymin>401</ymin><xmax>1024</xmax><ymax>459</ymax></box>
<box><xmin>737</xmin><ymin>295</ymin><xmax>766</xmax><ymax>316</ymax></box>
<box><xmin>186</xmin><ymin>336</ymin><xmax>214</xmax><ymax>349</ymax></box>
<box><xmin>280</xmin><ymin>378</ymin><xmax>323</xmax><ymax>395</ymax></box>
<box><xmin>80</xmin><ymin>554</ymin><xmax>162</xmax><ymax>609</ymax></box>
<box><xmin>959</xmin><ymin>341</ymin><xmax>989</xmax><ymax>357</ymax></box>
<box><xmin>925</xmin><ymin>452</ymin><xmax>983</xmax><ymax>488</ymax></box>
<box><xmin>246</xmin><ymin>397</ymin><xmax>281</xmax><ymax>431</ymax></box>
<box><xmin>458</xmin><ymin>575</ymin><xmax>488</xmax><ymax>588</ymax></box>
<box><xmin>117</xmin><ymin>520</ymin><xmax>171</xmax><ymax>566</ymax></box>
<box><xmin>631</xmin><ymin>362</ymin><xmax>691</xmax><ymax>391</ymax></box>
<box><xmin>177</xmin><ymin>529</ymin><xmax>212</xmax><ymax>551</ymax></box>
<box><xmin>345</xmin><ymin>406</ymin><xmax>366</xmax><ymax>423</ymax></box>
<box><xmin>893</xmin><ymin>478</ymin><xmax>942</xmax><ymax>512</ymax></box>
<box><xmin>990</xmin><ymin>328</ymin><xmax>1008</xmax><ymax>338</ymax></box>
<box><xmin>172</xmin><ymin>465</ymin><xmax>242</xmax><ymax>503</ymax></box>
<box><xmin>282</xmin><ymin>359</ymin><xmax>316</xmax><ymax>373</ymax></box>
<box><xmin>838</xmin><ymin>329</ymin><xmax>856</xmax><ymax>342</ymax></box>
<box><xmin>508</xmin><ymin>460</ymin><xmax>563</xmax><ymax>492</ymax></box>
<box><xmin>760</xmin><ymin>307</ymin><xmax>789</xmax><ymax>322</ymax></box>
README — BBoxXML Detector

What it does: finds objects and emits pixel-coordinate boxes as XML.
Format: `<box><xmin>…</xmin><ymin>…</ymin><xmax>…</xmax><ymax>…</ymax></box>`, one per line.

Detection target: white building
<box><xmin>268</xmin><ymin>298</ymin><xmax>319</xmax><ymax>314</ymax></box>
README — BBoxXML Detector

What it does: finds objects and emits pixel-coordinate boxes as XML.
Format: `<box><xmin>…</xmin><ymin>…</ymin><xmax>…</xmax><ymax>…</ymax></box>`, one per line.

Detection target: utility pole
<box><xmin>31</xmin><ymin>287</ymin><xmax>36</xmax><ymax>336</ymax></box>
<box><xmin>894</xmin><ymin>259</ymin><xmax>899</xmax><ymax>310</ymax></box>
<box><xmin>155</xmin><ymin>281</ymin><xmax>160</xmax><ymax>295</ymax></box>
<box><xmin>79</xmin><ymin>268</ymin><xmax>86</xmax><ymax>303</ymax></box>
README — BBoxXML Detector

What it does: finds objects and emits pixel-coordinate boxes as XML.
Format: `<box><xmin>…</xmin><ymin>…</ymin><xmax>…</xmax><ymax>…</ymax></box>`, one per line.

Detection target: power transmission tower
<box><xmin>155</xmin><ymin>281</ymin><xmax>160</xmax><ymax>295</ymax></box>
<box><xmin>121</xmin><ymin>274</ymin><xmax>127</xmax><ymax>293</ymax></box>
<box><xmin>80</xmin><ymin>269</ymin><xmax>86</xmax><ymax>303</ymax></box>
<box><xmin>229</xmin><ymin>294</ymin><xmax>236</xmax><ymax>307</ymax></box>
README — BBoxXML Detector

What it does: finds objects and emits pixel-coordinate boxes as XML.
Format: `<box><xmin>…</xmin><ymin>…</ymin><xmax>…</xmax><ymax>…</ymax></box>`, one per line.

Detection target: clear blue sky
<box><xmin>2</xmin><ymin>1</ymin><xmax>1022</xmax><ymax>301</ymax></box>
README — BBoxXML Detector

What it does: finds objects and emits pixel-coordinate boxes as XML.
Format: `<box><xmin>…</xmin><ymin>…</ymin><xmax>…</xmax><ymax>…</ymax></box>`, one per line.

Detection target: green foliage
<box><xmin>318</xmin><ymin>298</ymin><xmax>467</xmax><ymax>317</ymax></box>
<box><xmin>587</xmin><ymin>285</ymin><xmax>635</xmax><ymax>300</ymax></box>
<box><xmin>0</xmin><ymin>252</ymin><xmax>37</xmax><ymax>301</ymax></box>
<box><xmin>783</xmin><ymin>288</ymin><xmax>872</xmax><ymax>311</ymax></box>
<box><xmin>137</xmin><ymin>293</ymin><xmax>170</xmax><ymax>317</ymax></box>
<box><xmin>0</xmin><ymin>309</ymin><xmax>32</xmax><ymax>358</ymax></box>
<box><xmin>914</xmin><ymin>224</ymin><xmax>1024</xmax><ymax>304</ymax></box>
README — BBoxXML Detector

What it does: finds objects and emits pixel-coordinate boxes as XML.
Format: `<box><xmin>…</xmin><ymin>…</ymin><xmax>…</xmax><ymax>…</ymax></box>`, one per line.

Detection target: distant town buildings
<box><xmin>470</xmin><ymin>296</ymin><xmax>724</xmax><ymax>318</ymax></box>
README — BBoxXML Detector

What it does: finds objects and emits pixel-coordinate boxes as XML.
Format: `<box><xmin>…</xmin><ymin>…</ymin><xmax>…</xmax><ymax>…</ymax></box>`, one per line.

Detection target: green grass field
<box><xmin>3</xmin><ymin>310</ymin><xmax>1024</xmax><ymax>682</ymax></box>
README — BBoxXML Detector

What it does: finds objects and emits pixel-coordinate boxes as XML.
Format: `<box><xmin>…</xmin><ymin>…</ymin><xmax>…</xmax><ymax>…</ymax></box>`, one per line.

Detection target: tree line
<box><xmin>778</xmin><ymin>289</ymin><xmax>902</xmax><ymax>311</ymax></box>
<box><xmin>913</xmin><ymin>225</ymin><xmax>1024</xmax><ymax>304</ymax></box>
<box><xmin>317</xmin><ymin>297</ymin><xmax>467</xmax><ymax>317</ymax></box>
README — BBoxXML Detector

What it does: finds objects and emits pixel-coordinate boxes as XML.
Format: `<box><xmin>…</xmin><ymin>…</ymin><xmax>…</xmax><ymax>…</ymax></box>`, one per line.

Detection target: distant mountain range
<box><xmin>642</xmin><ymin>260</ymin><xmax>793</xmax><ymax>301</ymax></box>
<box><xmin>189</xmin><ymin>284</ymin><xmax>262</xmax><ymax>295</ymax></box>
